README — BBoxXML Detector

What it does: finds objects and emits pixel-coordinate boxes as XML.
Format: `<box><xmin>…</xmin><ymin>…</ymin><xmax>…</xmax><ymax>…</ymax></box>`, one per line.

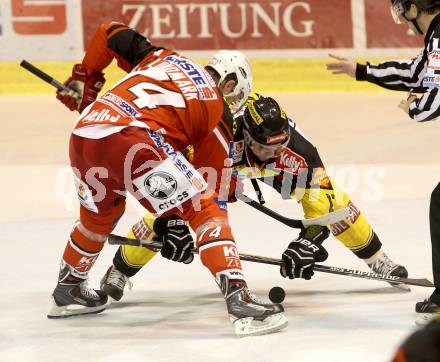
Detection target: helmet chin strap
<box><xmin>404</xmin><ymin>8</ymin><xmax>424</xmax><ymax>35</ymax></box>
<box><xmin>411</xmin><ymin>18</ymin><xmax>424</xmax><ymax>34</ymax></box>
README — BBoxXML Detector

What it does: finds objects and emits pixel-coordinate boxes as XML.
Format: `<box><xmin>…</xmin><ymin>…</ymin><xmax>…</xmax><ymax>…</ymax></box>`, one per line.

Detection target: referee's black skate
<box><xmin>416</xmin><ymin>299</ymin><xmax>440</xmax><ymax>313</ymax></box>
<box><xmin>415</xmin><ymin>289</ymin><xmax>440</xmax><ymax>325</ymax></box>
<box><xmin>100</xmin><ymin>265</ymin><xmax>132</xmax><ymax>301</ymax></box>
<box><xmin>218</xmin><ymin>274</ymin><xmax>288</xmax><ymax>337</ymax></box>
<box><xmin>47</xmin><ymin>262</ymin><xmax>108</xmax><ymax>319</ymax></box>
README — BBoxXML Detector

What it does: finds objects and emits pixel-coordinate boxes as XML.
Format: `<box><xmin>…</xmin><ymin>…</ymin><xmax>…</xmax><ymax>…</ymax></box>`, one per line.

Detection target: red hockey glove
<box><xmin>56</xmin><ymin>64</ymin><xmax>105</xmax><ymax>112</ymax></box>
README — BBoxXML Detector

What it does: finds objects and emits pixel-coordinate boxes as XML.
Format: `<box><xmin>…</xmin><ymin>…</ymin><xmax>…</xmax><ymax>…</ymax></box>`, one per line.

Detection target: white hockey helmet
<box><xmin>206</xmin><ymin>50</ymin><xmax>253</xmax><ymax>113</ymax></box>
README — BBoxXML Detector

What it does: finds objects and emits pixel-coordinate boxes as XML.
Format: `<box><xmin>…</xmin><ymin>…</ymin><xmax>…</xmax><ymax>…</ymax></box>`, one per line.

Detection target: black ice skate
<box><xmin>47</xmin><ymin>262</ymin><xmax>108</xmax><ymax>319</ymax></box>
<box><xmin>100</xmin><ymin>265</ymin><xmax>132</xmax><ymax>301</ymax></box>
<box><xmin>415</xmin><ymin>298</ymin><xmax>440</xmax><ymax>326</ymax></box>
<box><xmin>218</xmin><ymin>274</ymin><xmax>288</xmax><ymax>337</ymax></box>
<box><xmin>416</xmin><ymin>299</ymin><xmax>440</xmax><ymax>313</ymax></box>
<box><xmin>367</xmin><ymin>251</ymin><xmax>410</xmax><ymax>291</ymax></box>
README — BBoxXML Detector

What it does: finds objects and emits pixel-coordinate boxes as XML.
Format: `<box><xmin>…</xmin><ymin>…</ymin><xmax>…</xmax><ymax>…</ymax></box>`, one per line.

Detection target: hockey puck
<box><xmin>268</xmin><ymin>286</ymin><xmax>286</xmax><ymax>303</ymax></box>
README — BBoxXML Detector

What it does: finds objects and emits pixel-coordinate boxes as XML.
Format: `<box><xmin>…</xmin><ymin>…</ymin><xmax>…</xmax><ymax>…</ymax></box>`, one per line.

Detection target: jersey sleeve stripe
<box><xmin>106</xmin><ymin>23</ymin><xmax>127</xmax><ymax>37</ymax></box>
<box><xmin>213</xmin><ymin>127</ymin><xmax>230</xmax><ymax>154</ymax></box>
<box><xmin>218</xmin><ymin>119</ymin><xmax>233</xmax><ymax>142</ymax></box>
<box><xmin>411</xmin><ymin>88</ymin><xmax>440</xmax><ymax>121</ymax></box>
<box><xmin>366</xmin><ymin>53</ymin><xmax>426</xmax><ymax>86</ymax></box>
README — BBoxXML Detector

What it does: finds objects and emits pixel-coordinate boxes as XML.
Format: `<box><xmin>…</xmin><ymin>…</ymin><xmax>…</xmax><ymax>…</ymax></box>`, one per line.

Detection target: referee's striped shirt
<box><xmin>356</xmin><ymin>14</ymin><xmax>440</xmax><ymax>122</ymax></box>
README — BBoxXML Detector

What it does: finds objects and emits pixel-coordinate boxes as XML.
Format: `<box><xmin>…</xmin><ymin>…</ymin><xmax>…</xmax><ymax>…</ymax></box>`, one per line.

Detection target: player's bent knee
<box><xmin>196</xmin><ymin>219</ymin><xmax>241</xmax><ymax>276</ymax></box>
<box><xmin>195</xmin><ymin>218</ymin><xmax>234</xmax><ymax>246</ymax></box>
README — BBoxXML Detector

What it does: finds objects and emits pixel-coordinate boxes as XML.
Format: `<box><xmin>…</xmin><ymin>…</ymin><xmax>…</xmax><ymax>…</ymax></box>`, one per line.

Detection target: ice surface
<box><xmin>0</xmin><ymin>198</ymin><xmax>434</xmax><ymax>362</ymax></box>
<box><xmin>1</xmin><ymin>95</ymin><xmax>438</xmax><ymax>362</ymax></box>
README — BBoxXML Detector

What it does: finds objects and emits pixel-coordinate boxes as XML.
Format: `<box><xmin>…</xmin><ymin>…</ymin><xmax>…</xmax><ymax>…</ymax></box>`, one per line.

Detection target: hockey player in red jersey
<box><xmin>48</xmin><ymin>22</ymin><xmax>288</xmax><ymax>337</ymax></box>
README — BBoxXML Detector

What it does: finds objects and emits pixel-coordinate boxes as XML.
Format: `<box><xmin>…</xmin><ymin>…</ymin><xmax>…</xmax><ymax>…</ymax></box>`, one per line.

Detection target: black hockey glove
<box><xmin>280</xmin><ymin>225</ymin><xmax>329</xmax><ymax>280</ymax></box>
<box><xmin>153</xmin><ymin>215</ymin><xmax>194</xmax><ymax>264</ymax></box>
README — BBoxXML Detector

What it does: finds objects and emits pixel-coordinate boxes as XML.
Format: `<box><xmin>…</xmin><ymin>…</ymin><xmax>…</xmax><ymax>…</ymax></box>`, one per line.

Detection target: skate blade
<box><xmin>233</xmin><ymin>313</ymin><xmax>288</xmax><ymax>338</ymax></box>
<box><xmin>389</xmin><ymin>282</ymin><xmax>411</xmax><ymax>292</ymax></box>
<box><xmin>47</xmin><ymin>298</ymin><xmax>106</xmax><ymax>319</ymax></box>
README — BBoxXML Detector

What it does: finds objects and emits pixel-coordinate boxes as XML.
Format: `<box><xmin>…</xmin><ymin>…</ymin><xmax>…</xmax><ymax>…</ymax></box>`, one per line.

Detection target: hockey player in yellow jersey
<box><xmin>100</xmin><ymin>92</ymin><xmax>409</xmax><ymax>301</ymax></box>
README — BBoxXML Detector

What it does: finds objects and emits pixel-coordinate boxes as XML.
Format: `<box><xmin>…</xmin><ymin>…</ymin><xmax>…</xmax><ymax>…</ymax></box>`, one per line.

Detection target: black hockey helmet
<box><xmin>391</xmin><ymin>0</ymin><xmax>440</xmax><ymax>11</ymax></box>
<box><xmin>391</xmin><ymin>0</ymin><xmax>440</xmax><ymax>23</ymax></box>
<box><xmin>242</xmin><ymin>94</ymin><xmax>290</xmax><ymax>146</ymax></box>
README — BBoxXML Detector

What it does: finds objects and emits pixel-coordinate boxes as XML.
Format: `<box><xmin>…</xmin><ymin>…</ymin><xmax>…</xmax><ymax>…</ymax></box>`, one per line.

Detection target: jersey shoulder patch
<box><xmin>228</xmin><ymin>140</ymin><xmax>245</xmax><ymax>164</ymax></box>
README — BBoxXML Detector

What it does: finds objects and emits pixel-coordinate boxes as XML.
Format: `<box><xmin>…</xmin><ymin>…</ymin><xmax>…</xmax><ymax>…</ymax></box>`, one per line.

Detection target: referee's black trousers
<box><xmin>430</xmin><ymin>183</ymin><xmax>440</xmax><ymax>300</ymax></box>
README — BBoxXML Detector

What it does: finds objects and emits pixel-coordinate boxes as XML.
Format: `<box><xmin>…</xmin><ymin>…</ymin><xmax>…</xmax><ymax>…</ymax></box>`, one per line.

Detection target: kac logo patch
<box><xmin>144</xmin><ymin>172</ymin><xmax>177</xmax><ymax>199</ymax></box>
<box><xmin>228</xmin><ymin>140</ymin><xmax>245</xmax><ymax>163</ymax></box>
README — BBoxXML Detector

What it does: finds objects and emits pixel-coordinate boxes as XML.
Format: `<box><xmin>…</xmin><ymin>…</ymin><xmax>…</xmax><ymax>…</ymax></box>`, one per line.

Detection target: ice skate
<box><xmin>367</xmin><ymin>251</ymin><xmax>410</xmax><ymax>292</ymax></box>
<box><xmin>47</xmin><ymin>262</ymin><xmax>108</xmax><ymax>319</ymax></box>
<box><xmin>218</xmin><ymin>274</ymin><xmax>288</xmax><ymax>337</ymax></box>
<box><xmin>415</xmin><ymin>291</ymin><xmax>440</xmax><ymax>326</ymax></box>
<box><xmin>100</xmin><ymin>265</ymin><xmax>132</xmax><ymax>301</ymax></box>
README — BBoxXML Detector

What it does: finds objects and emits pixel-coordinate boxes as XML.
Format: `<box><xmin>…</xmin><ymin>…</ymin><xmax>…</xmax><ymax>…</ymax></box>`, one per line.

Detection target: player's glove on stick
<box><xmin>280</xmin><ymin>225</ymin><xmax>329</xmax><ymax>280</ymax></box>
<box><xmin>56</xmin><ymin>64</ymin><xmax>105</xmax><ymax>112</ymax></box>
<box><xmin>153</xmin><ymin>215</ymin><xmax>194</xmax><ymax>264</ymax></box>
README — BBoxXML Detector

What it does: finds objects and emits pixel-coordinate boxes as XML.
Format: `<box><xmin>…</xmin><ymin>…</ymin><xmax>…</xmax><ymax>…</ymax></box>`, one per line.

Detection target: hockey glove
<box><xmin>280</xmin><ymin>225</ymin><xmax>329</xmax><ymax>280</ymax></box>
<box><xmin>153</xmin><ymin>215</ymin><xmax>194</xmax><ymax>264</ymax></box>
<box><xmin>56</xmin><ymin>64</ymin><xmax>105</xmax><ymax>112</ymax></box>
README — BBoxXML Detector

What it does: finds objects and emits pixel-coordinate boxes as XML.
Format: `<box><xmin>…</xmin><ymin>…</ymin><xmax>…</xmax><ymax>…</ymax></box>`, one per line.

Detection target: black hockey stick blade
<box><xmin>107</xmin><ymin>234</ymin><xmax>434</xmax><ymax>288</ymax></box>
<box><xmin>20</xmin><ymin>60</ymin><xmax>70</xmax><ymax>92</ymax></box>
<box><xmin>240</xmin><ymin>253</ymin><xmax>433</xmax><ymax>287</ymax></box>
<box><xmin>238</xmin><ymin>193</ymin><xmax>349</xmax><ymax>229</ymax></box>
<box><xmin>313</xmin><ymin>265</ymin><xmax>434</xmax><ymax>288</ymax></box>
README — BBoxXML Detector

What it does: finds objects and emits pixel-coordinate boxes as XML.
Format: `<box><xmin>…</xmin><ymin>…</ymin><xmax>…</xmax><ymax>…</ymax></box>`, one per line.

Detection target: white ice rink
<box><xmin>1</xmin><ymin>95</ymin><xmax>439</xmax><ymax>362</ymax></box>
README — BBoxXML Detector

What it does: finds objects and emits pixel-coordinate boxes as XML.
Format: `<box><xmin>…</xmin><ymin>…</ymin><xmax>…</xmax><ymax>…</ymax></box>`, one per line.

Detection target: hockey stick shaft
<box><xmin>107</xmin><ymin>234</ymin><xmax>434</xmax><ymax>288</ymax></box>
<box><xmin>238</xmin><ymin>194</ymin><xmax>350</xmax><ymax>229</ymax></box>
<box><xmin>20</xmin><ymin>60</ymin><xmax>70</xmax><ymax>92</ymax></box>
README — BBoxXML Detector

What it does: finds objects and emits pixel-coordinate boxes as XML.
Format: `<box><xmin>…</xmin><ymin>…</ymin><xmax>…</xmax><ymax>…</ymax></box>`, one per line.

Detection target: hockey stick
<box><xmin>107</xmin><ymin>234</ymin><xmax>434</xmax><ymax>288</ymax></box>
<box><xmin>20</xmin><ymin>60</ymin><xmax>70</xmax><ymax>92</ymax></box>
<box><xmin>238</xmin><ymin>193</ymin><xmax>350</xmax><ymax>229</ymax></box>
